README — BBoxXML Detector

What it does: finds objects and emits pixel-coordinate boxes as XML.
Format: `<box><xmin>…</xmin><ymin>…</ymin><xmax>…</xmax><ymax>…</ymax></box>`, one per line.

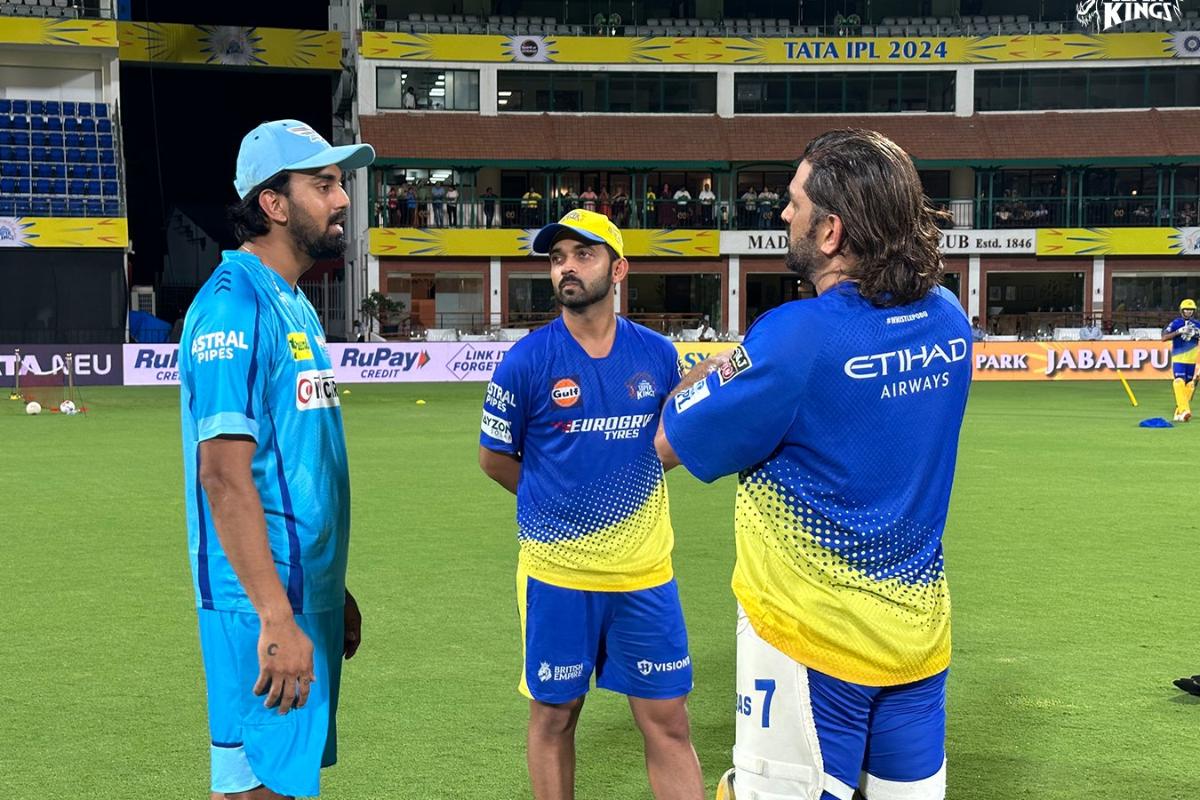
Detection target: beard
<box><xmin>290</xmin><ymin>203</ymin><xmax>347</xmax><ymax>260</ymax></box>
<box><xmin>783</xmin><ymin>221</ymin><xmax>824</xmax><ymax>284</ymax></box>
<box><xmin>555</xmin><ymin>270</ymin><xmax>613</xmax><ymax>310</ymax></box>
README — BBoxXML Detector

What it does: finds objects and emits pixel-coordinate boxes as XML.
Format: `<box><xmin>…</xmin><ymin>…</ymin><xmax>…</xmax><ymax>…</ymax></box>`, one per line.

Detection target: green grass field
<box><xmin>2</xmin><ymin>380</ymin><xmax>1198</xmax><ymax>799</ymax></box>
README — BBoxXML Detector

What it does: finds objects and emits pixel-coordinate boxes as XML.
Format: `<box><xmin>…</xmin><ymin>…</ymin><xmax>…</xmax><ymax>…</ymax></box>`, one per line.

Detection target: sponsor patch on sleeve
<box><xmin>288</xmin><ymin>332</ymin><xmax>314</xmax><ymax>361</ymax></box>
<box><xmin>481</xmin><ymin>410</ymin><xmax>513</xmax><ymax>444</ymax></box>
<box><xmin>718</xmin><ymin>346</ymin><xmax>752</xmax><ymax>385</ymax></box>
<box><xmin>673</xmin><ymin>380</ymin><xmax>711</xmax><ymax>414</ymax></box>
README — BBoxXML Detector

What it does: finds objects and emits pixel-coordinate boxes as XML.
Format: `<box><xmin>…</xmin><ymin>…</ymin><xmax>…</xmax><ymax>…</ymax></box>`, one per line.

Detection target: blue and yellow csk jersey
<box><xmin>480</xmin><ymin>317</ymin><xmax>681</xmax><ymax>591</ymax></box>
<box><xmin>663</xmin><ymin>284</ymin><xmax>972</xmax><ymax>686</ymax></box>
<box><xmin>180</xmin><ymin>250</ymin><xmax>350</xmax><ymax>615</ymax></box>
<box><xmin>1166</xmin><ymin>317</ymin><xmax>1199</xmax><ymax>364</ymax></box>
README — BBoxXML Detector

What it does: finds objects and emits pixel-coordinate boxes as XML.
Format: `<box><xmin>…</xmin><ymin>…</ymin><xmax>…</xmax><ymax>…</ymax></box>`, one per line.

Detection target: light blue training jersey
<box><xmin>180</xmin><ymin>250</ymin><xmax>350</xmax><ymax>614</ymax></box>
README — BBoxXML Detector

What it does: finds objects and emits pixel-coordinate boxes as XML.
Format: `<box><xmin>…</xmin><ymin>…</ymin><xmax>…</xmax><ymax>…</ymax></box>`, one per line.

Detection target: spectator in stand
<box><xmin>599</xmin><ymin>186</ymin><xmax>611</xmax><ymax>219</ymax></box>
<box><xmin>740</xmin><ymin>186</ymin><xmax>758</xmax><ymax>229</ymax></box>
<box><xmin>971</xmin><ymin>316</ymin><xmax>987</xmax><ymax>341</ymax></box>
<box><xmin>385</xmin><ymin>187</ymin><xmax>399</xmax><ymax>227</ymax></box>
<box><xmin>658</xmin><ymin>183</ymin><xmax>674</xmax><ymax>228</ymax></box>
<box><xmin>403</xmin><ymin>86</ymin><xmax>417</xmax><ymax>109</ymax></box>
<box><xmin>757</xmin><ymin>186</ymin><xmax>777</xmax><ymax>229</ymax></box>
<box><xmin>446</xmin><ymin>183</ymin><xmax>459</xmax><ymax>227</ymax></box>
<box><xmin>580</xmin><ymin>185</ymin><xmax>598</xmax><ymax>212</ymax></box>
<box><xmin>643</xmin><ymin>185</ymin><xmax>657</xmax><ymax>229</ymax></box>
<box><xmin>522</xmin><ymin>186</ymin><xmax>543</xmax><ymax>227</ymax></box>
<box><xmin>416</xmin><ymin>179</ymin><xmax>432</xmax><ymax>227</ymax></box>
<box><xmin>1080</xmin><ymin>315</ymin><xmax>1103</xmax><ymax>341</ymax></box>
<box><xmin>673</xmin><ymin>184</ymin><xmax>692</xmax><ymax>227</ymax></box>
<box><xmin>407</xmin><ymin>182</ymin><xmax>419</xmax><ymax>226</ymax></box>
<box><xmin>612</xmin><ymin>185</ymin><xmax>629</xmax><ymax>227</ymax></box>
<box><xmin>1178</xmin><ymin>203</ymin><xmax>1197</xmax><ymax>227</ymax></box>
<box><xmin>482</xmin><ymin>186</ymin><xmax>498</xmax><ymax>229</ymax></box>
<box><xmin>563</xmin><ymin>186</ymin><xmax>580</xmax><ymax>214</ymax></box>
<box><xmin>698</xmin><ymin>182</ymin><xmax>716</xmax><ymax>228</ymax></box>
<box><xmin>432</xmin><ymin>181</ymin><xmax>446</xmax><ymax>227</ymax></box>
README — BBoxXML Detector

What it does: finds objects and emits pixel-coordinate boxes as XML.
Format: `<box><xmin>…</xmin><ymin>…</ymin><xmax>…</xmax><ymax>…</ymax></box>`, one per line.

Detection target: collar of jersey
<box><xmin>224</xmin><ymin>249</ymin><xmax>298</xmax><ymax>297</ymax></box>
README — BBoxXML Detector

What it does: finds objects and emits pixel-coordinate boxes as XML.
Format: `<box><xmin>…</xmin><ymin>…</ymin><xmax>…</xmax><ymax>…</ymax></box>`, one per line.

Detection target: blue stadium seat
<box><xmin>69</xmin><ymin>165</ymin><xmax>84</xmax><ymax>179</ymax></box>
<box><xmin>97</xmin><ymin>119</ymin><xmax>112</xmax><ymax>134</ymax></box>
<box><xmin>69</xmin><ymin>179</ymin><xmax>85</xmax><ymax>195</ymax></box>
<box><xmin>52</xmin><ymin>178</ymin><xmax>65</xmax><ymax>194</ymax></box>
<box><xmin>0</xmin><ymin>200</ymin><xmax>13</xmax><ymax>217</ymax></box>
<box><xmin>0</xmin><ymin>100</ymin><xmax>10</xmax><ymax>114</ymax></box>
<box><xmin>7</xmin><ymin>115</ymin><xmax>28</xmax><ymax>129</ymax></box>
<box><xmin>64</xmin><ymin>118</ymin><xmax>78</xmax><ymax>132</ymax></box>
<box><xmin>30</xmin><ymin>132</ymin><xmax>46</xmax><ymax>146</ymax></box>
<box><xmin>11</xmin><ymin>100</ymin><xmax>27</xmax><ymax>114</ymax></box>
<box><xmin>95</xmin><ymin>104</ymin><xmax>108</xmax><ymax>119</ymax></box>
<box><xmin>31</xmin><ymin>147</ymin><xmax>47</xmax><ymax>161</ymax></box>
<box><xmin>14</xmin><ymin>199</ymin><xmax>31</xmax><ymax>216</ymax></box>
<box><xmin>43</xmin><ymin>118</ymin><xmax>61</xmax><ymax>132</ymax></box>
<box><xmin>48</xmin><ymin>148</ymin><xmax>62</xmax><ymax>162</ymax></box>
<box><xmin>46</xmin><ymin>133</ymin><xmax>62</xmax><ymax>147</ymax></box>
<box><xmin>101</xmin><ymin>164</ymin><xmax>116</xmax><ymax>180</ymax></box>
<box><xmin>86</xmin><ymin>180</ymin><xmax>100</xmax><ymax>195</ymax></box>
<box><xmin>78</xmin><ymin>102</ymin><xmax>92</xmax><ymax>117</ymax></box>
<box><xmin>62</xmin><ymin>101</ymin><xmax>75</xmax><ymax>116</ymax></box>
<box><xmin>103</xmin><ymin>199</ymin><xmax>120</xmax><ymax>215</ymax></box>
<box><xmin>99</xmin><ymin>149</ymin><xmax>113</xmax><ymax>165</ymax></box>
<box><xmin>51</xmin><ymin>198</ymin><xmax>68</xmax><ymax>215</ymax></box>
<box><xmin>32</xmin><ymin>198</ymin><xmax>50</xmax><ymax>215</ymax></box>
<box><xmin>65</xmin><ymin>132</ymin><xmax>80</xmax><ymax>147</ymax></box>
<box><xmin>12</xmin><ymin>146</ymin><xmax>28</xmax><ymax>161</ymax></box>
<box><xmin>66</xmin><ymin>147</ymin><xmax>81</xmax><ymax>162</ymax></box>
<box><xmin>33</xmin><ymin>164</ymin><xmax>50</xmax><ymax>179</ymax></box>
<box><xmin>86</xmin><ymin>199</ymin><xmax>102</xmax><ymax>215</ymax></box>
<box><xmin>0</xmin><ymin>177</ymin><xmax>13</xmax><ymax>194</ymax></box>
<box><xmin>10</xmin><ymin>132</ymin><xmax>29</xmax><ymax>146</ymax></box>
<box><xmin>29</xmin><ymin>100</ymin><xmax>43</xmax><ymax>115</ymax></box>
<box><xmin>1</xmin><ymin>164</ymin><xmax>15</xmax><ymax>178</ymax></box>
<box><xmin>102</xmin><ymin>181</ymin><xmax>117</xmax><ymax>196</ymax></box>
<box><xmin>80</xmin><ymin>118</ymin><xmax>95</xmax><ymax>132</ymax></box>
<box><xmin>15</xmin><ymin>178</ymin><xmax>29</xmax><ymax>194</ymax></box>
<box><xmin>0</xmin><ymin>145</ymin><xmax>8</xmax><ymax>160</ymax></box>
<box><xmin>0</xmin><ymin>131</ymin><xmax>10</xmax><ymax>146</ymax></box>
<box><xmin>35</xmin><ymin>178</ymin><xmax>50</xmax><ymax>194</ymax></box>
<box><xmin>80</xmin><ymin>134</ymin><xmax>96</xmax><ymax>148</ymax></box>
<box><xmin>30</xmin><ymin>116</ymin><xmax>46</xmax><ymax>131</ymax></box>
<box><xmin>98</xmin><ymin>134</ymin><xmax>113</xmax><ymax>149</ymax></box>
<box><xmin>68</xmin><ymin>198</ymin><xmax>84</xmax><ymax>215</ymax></box>
<box><xmin>82</xmin><ymin>148</ymin><xmax>97</xmax><ymax>162</ymax></box>
<box><xmin>44</xmin><ymin>101</ymin><xmax>59</xmax><ymax>116</ymax></box>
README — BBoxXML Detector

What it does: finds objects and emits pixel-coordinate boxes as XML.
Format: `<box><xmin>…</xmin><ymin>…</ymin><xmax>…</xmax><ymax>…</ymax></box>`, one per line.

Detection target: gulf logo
<box><xmin>551</xmin><ymin>378</ymin><xmax>581</xmax><ymax>408</ymax></box>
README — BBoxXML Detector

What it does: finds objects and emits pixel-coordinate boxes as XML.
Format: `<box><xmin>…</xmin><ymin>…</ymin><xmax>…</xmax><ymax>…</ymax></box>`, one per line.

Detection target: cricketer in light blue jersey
<box><xmin>180</xmin><ymin>119</ymin><xmax>373</xmax><ymax>798</ymax></box>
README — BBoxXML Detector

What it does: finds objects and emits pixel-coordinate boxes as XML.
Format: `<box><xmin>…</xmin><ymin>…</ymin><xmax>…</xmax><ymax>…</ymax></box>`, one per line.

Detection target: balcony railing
<box><xmin>977</xmin><ymin>196</ymin><xmax>1200</xmax><ymax>229</ymax></box>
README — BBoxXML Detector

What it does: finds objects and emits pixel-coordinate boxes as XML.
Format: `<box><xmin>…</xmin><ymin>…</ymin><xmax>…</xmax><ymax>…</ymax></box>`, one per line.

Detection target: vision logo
<box><xmin>1076</xmin><ymin>0</ymin><xmax>1181</xmax><ymax>32</ymax></box>
<box><xmin>551</xmin><ymin>377</ymin><xmax>581</xmax><ymax>407</ymax></box>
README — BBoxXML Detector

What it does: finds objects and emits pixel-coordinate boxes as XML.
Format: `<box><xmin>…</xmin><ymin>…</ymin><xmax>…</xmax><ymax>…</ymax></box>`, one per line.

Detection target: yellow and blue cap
<box><xmin>234</xmin><ymin>119</ymin><xmax>375</xmax><ymax>199</ymax></box>
<box><xmin>532</xmin><ymin>209</ymin><xmax>624</xmax><ymax>259</ymax></box>
<box><xmin>1182</xmin><ymin>299</ymin><xmax>1196</xmax><ymax>310</ymax></box>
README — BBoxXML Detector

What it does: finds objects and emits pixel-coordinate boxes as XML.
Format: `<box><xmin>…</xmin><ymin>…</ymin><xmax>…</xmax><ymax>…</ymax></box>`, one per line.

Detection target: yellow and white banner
<box><xmin>0</xmin><ymin>17</ymin><xmax>118</xmax><ymax>48</ymax></box>
<box><xmin>118</xmin><ymin>23</ymin><xmax>341</xmax><ymax>69</ymax></box>
<box><xmin>361</xmin><ymin>31</ymin><xmax>1198</xmax><ymax>64</ymax></box>
<box><xmin>1038</xmin><ymin>227</ymin><xmax>1200</xmax><ymax>257</ymax></box>
<box><xmin>370</xmin><ymin>227</ymin><xmax>719</xmax><ymax>258</ymax></box>
<box><xmin>0</xmin><ymin>217</ymin><xmax>128</xmax><ymax>248</ymax></box>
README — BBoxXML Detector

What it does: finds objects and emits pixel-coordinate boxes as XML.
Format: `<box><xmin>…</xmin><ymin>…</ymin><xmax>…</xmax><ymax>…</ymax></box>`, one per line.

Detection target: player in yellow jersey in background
<box><xmin>1163</xmin><ymin>299</ymin><xmax>1199</xmax><ymax>422</ymax></box>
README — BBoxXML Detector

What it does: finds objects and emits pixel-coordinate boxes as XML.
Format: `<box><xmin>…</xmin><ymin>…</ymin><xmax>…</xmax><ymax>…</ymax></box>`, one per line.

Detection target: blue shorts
<box><xmin>517</xmin><ymin>571</ymin><xmax>693</xmax><ymax>703</ymax></box>
<box><xmin>1174</xmin><ymin>363</ymin><xmax>1195</xmax><ymax>381</ymax></box>
<box><xmin>734</xmin><ymin>610</ymin><xmax>946</xmax><ymax>798</ymax></box>
<box><xmin>198</xmin><ymin>608</ymin><xmax>344</xmax><ymax>797</ymax></box>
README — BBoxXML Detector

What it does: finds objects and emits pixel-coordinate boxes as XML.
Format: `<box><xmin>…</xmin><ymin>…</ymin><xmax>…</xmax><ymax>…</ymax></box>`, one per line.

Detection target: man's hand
<box><xmin>344</xmin><ymin>589</ymin><xmax>362</xmax><ymax>660</ymax></box>
<box><xmin>253</xmin><ymin>617</ymin><xmax>315</xmax><ymax>714</ymax></box>
<box><xmin>668</xmin><ymin>350</ymin><xmax>735</xmax><ymax>399</ymax></box>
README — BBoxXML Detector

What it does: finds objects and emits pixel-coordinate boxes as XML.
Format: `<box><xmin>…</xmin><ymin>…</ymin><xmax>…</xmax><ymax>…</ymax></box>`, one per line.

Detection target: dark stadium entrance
<box><xmin>745</xmin><ymin>273</ymin><xmax>812</xmax><ymax>327</ymax></box>
<box><xmin>982</xmin><ymin>270</ymin><xmax>1087</xmax><ymax>336</ymax></box>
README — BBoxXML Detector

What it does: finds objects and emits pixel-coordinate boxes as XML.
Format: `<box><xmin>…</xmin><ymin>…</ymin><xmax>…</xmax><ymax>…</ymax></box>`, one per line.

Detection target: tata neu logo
<box><xmin>551</xmin><ymin>377</ymin><xmax>581</xmax><ymax>407</ymax></box>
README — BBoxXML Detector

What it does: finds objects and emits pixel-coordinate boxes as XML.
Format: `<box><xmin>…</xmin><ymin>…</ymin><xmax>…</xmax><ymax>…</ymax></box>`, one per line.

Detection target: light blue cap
<box><xmin>234</xmin><ymin>119</ymin><xmax>376</xmax><ymax>199</ymax></box>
